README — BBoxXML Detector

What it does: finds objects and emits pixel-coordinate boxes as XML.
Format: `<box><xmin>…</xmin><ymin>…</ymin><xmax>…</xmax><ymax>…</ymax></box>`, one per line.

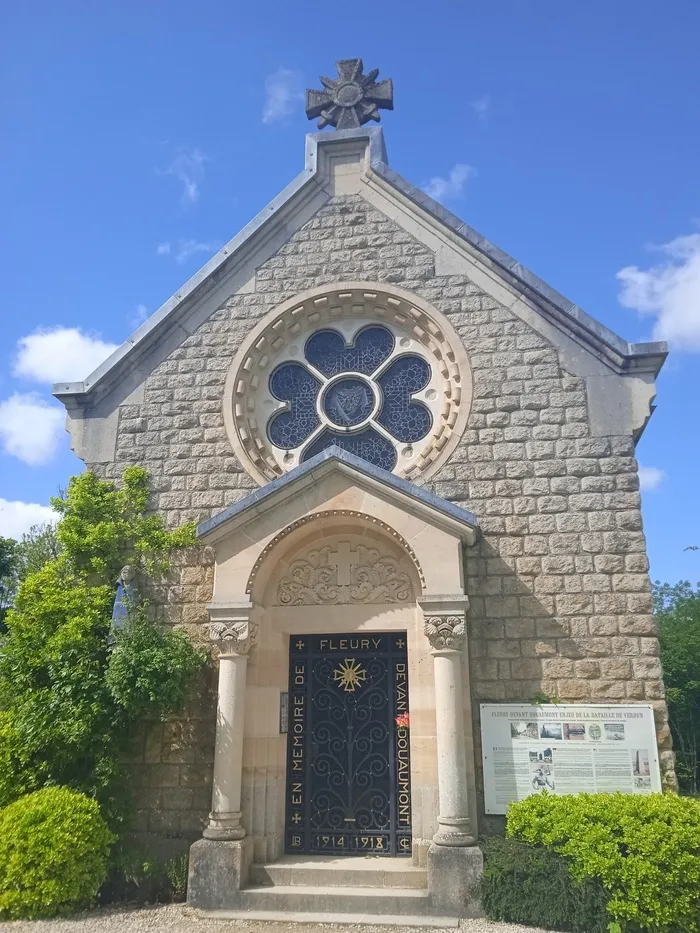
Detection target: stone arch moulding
<box><xmin>245</xmin><ymin>509</ymin><xmax>426</xmax><ymax>601</ymax></box>
<box><xmin>223</xmin><ymin>281</ymin><xmax>473</xmax><ymax>485</ymax></box>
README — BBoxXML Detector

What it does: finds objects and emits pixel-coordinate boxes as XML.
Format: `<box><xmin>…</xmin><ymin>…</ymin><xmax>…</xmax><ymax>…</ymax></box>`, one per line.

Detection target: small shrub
<box><xmin>165</xmin><ymin>853</ymin><xmax>189</xmax><ymax>901</ymax></box>
<box><xmin>0</xmin><ymin>786</ymin><xmax>115</xmax><ymax>919</ymax></box>
<box><xmin>507</xmin><ymin>792</ymin><xmax>700</xmax><ymax>933</ymax></box>
<box><xmin>106</xmin><ymin>606</ymin><xmax>206</xmax><ymax>721</ymax></box>
<box><xmin>480</xmin><ymin>836</ymin><xmax>609</xmax><ymax>933</ymax></box>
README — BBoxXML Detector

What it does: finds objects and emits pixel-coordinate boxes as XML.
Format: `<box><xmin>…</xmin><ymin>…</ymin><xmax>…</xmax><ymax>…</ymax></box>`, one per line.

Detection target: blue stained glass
<box><xmin>267</xmin><ymin>363</ymin><xmax>321</xmax><ymax>449</ymax></box>
<box><xmin>322</xmin><ymin>377</ymin><xmax>374</xmax><ymax>427</ymax></box>
<box><xmin>305</xmin><ymin>325</ymin><xmax>394</xmax><ymax>377</ymax></box>
<box><xmin>377</xmin><ymin>356</ymin><xmax>432</xmax><ymax>443</ymax></box>
<box><xmin>302</xmin><ymin>428</ymin><xmax>397</xmax><ymax>472</ymax></box>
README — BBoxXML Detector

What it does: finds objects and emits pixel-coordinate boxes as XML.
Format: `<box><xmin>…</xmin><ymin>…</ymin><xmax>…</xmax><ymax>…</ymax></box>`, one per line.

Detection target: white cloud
<box><xmin>161</xmin><ymin>147</ymin><xmax>209</xmax><ymax>204</ymax></box>
<box><xmin>617</xmin><ymin>232</ymin><xmax>700</xmax><ymax>349</ymax></box>
<box><xmin>422</xmin><ymin>163</ymin><xmax>477</xmax><ymax>202</ymax></box>
<box><xmin>156</xmin><ymin>238</ymin><xmax>218</xmax><ymax>265</ymax></box>
<box><xmin>262</xmin><ymin>68</ymin><xmax>304</xmax><ymax>125</ymax></box>
<box><xmin>638</xmin><ymin>466</ymin><xmax>666</xmax><ymax>491</ymax></box>
<box><xmin>0</xmin><ymin>498</ymin><xmax>58</xmax><ymax>540</ymax></box>
<box><xmin>0</xmin><ymin>393</ymin><xmax>65</xmax><ymax>466</ymax></box>
<box><xmin>13</xmin><ymin>327</ymin><xmax>118</xmax><ymax>384</ymax></box>
<box><xmin>471</xmin><ymin>95</ymin><xmax>490</xmax><ymax>118</ymax></box>
<box><xmin>131</xmin><ymin>304</ymin><xmax>149</xmax><ymax>328</ymax></box>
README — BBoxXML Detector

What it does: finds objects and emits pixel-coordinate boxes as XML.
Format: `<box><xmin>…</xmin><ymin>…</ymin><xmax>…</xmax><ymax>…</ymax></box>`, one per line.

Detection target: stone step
<box><xmin>199</xmin><ymin>908</ymin><xmax>459</xmax><ymax>927</ymax></box>
<box><xmin>233</xmin><ymin>883</ymin><xmax>440</xmax><ymax>916</ymax></box>
<box><xmin>250</xmin><ymin>854</ymin><xmax>427</xmax><ymax>890</ymax></box>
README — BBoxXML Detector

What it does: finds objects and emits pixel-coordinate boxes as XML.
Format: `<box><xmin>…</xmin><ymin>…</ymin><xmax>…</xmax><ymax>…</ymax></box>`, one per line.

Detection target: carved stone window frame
<box><xmin>223</xmin><ymin>282</ymin><xmax>473</xmax><ymax>485</ymax></box>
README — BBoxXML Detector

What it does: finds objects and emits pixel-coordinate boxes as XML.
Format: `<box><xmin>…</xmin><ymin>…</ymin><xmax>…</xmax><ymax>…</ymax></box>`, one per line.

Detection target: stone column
<box><xmin>189</xmin><ymin>602</ymin><xmax>257</xmax><ymax>909</ymax></box>
<box><xmin>419</xmin><ymin>594</ymin><xmax>482</xmax><ymax>914</ymax></box>
<box><xmin>203</xmin><ymin>606</ymin><xmax>258</xmax><ymax>840</ymax></box>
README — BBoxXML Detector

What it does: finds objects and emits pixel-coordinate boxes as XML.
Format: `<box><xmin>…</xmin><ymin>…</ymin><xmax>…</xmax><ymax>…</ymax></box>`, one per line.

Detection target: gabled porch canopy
<box><xmin>196</xmin><ymin>446</ymin><xmax>478</xmax><ymax>603</ymax></box>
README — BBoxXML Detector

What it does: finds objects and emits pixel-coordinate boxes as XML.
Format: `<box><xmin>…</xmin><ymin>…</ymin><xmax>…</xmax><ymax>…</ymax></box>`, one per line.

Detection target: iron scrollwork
<box><xmin>285</xmin><ymin>633</ymin><xmax>411</xmax><ymax>856</ymax></box>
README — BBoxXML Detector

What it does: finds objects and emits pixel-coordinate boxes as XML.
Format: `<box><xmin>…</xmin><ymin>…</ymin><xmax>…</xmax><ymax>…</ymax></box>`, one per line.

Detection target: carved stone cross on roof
<box><xmin>329</xmin><ymin>541</ymin><xmax>359</xmax><ymax>586</ymax></box>
<box><xmin>306</xmin><ymin>59</ymin><xmax>394</xmax><ymax>130</ymax></box>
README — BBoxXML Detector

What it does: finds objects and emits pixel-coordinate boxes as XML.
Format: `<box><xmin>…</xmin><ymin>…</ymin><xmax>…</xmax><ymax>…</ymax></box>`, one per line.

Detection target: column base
<box><xmin>202</xmin><ymin>810</ymin><xmax>245</xmax><ymax>841</ymax></box>
<box><xmin>187</xmin><ymin>837</ymin><xmax>253</xmax><ymax>910</ymax></box>
<box><xmin>428</xmin><ymin>841</ymin><xmax>483</xmax><ymax>916</ymax></box>
<box><xmin>433</xmin><ymin>816</ymin><xmax>476</xmax><ymax>847</ymax></box>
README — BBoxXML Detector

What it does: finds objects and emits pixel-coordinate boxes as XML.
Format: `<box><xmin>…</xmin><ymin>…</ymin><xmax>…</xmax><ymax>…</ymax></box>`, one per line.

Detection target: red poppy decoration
<box><xmin>395</xmin><ymin>713</ymin><xmax>410</xmax><ymax>729</ymax></box>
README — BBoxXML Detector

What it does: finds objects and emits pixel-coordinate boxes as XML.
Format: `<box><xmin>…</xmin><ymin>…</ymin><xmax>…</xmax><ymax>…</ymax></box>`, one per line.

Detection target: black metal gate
<box><xmin>285</xmin><ymin>632</ymin><xmax>411</xmax><ymax>856</ymax></box>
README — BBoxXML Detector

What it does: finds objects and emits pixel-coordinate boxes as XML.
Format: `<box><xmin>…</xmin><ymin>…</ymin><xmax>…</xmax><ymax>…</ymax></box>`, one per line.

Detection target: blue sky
<box><xmin>1</xmin><ymin>1</ymin><xmax>699</xmax><ymax>584</ymax></box>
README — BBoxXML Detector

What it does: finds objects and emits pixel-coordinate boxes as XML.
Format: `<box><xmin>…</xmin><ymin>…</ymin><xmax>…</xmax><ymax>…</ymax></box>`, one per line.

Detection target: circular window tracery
<box><xmin>266</xmin><ymin>325</ymin><xmax>433</xmax><ymax>470</ymax></box>
<box><xmin>223</xmin><ymin>283</ymin><xmax>473</xmax><ymax>485</ymax></box>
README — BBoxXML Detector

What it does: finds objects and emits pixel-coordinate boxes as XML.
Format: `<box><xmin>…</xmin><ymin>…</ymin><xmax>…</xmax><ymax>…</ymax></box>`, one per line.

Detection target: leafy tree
<box><xmin>0</xmin><ymin>537</ymin><xmax>18</xmax><ymax>633</ymax></box>
<box><xmin>0</xmin><ymin>468</ymin><xmax>204</xmax><ymax>828</ymax></box>
<box><xmin>654</xmin><ymin>580</ymin><xmax>700</xmax><ymax>794</ymax></box>
<box><xmin>14</xmin><ymin>523</ymin><xmax>62</xmax><ymax>582</ymax></box>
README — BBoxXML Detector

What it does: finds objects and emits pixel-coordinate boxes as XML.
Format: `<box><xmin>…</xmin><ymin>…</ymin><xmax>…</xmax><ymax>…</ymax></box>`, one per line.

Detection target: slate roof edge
<box><xmin>363</xmin><ymin>145</ymin><xmax>667</xmax><ymax>373</ymax></box>
<box><xmin>196</xmin><ymin>446</ymin><xmax>479</xmax><ymax>540</ymax></box>
<box><xmin>53</xmin><ymin>126</ymin><xmax>666</xmax><ymax>404</ymax></box>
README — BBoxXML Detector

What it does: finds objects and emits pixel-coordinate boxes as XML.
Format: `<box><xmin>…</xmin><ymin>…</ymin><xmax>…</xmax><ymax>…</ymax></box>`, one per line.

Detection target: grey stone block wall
<box><xmin>91</xmin><ymin>193</ymin><xmax>674</xmax><ymax>842</ymax></box>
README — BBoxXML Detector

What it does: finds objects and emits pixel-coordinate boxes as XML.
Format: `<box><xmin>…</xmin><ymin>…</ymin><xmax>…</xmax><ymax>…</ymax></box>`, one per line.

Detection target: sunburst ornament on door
<box><xmin>333</xmin><ymin>658</ymin><xmax>367</xmax><ymax>692</ymax></box>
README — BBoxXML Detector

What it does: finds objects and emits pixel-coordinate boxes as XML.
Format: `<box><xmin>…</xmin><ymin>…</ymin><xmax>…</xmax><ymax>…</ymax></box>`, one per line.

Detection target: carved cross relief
<box><xmin>276</xmin><ymin>539</ymin><xmax>414</xmax><ymax>606</ymax></box>
<box><xmin>328</xmin><ymin>542</ymin><xmax>359</xmax><ymax>585</ymax></box>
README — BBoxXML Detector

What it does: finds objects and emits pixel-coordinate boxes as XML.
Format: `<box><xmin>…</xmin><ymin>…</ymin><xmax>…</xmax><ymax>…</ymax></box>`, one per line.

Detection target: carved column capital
<box><xmin>418</xmin><ymin>594</ymin><xmax>470</xmax><ymax>653</ymax></box>
<box><xmin>423</xmin><ymin>614</ymin><xmax>465</xmax><ymax>651</ymax></box>
<box><xmin>207</xmin><ymin>601</ymin><xmax>258</xmax><ymax>656</ymax></box>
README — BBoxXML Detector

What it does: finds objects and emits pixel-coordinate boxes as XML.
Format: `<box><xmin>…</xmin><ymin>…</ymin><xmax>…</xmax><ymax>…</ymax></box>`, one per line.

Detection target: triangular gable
<box><xmin>53</xmin><ymin>126</ymin><xmax>666</xmax><ymax>410</ymax></box>
<box><xmin>197</xmin><ymin>446</ymin><xmax>478</xmax><ymax>546</ymax></box>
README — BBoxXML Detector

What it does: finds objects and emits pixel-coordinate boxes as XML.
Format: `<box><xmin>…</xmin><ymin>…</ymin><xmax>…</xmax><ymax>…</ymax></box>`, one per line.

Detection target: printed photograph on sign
<box><xmin>530</xmin><ymin>760</ymin><xmax>555</xmax><ymax>792</ymax></box>
<box><xmin>510</xmin><ymin>721</ymin><xmax>539</xmax><ymax>739</ymax></box>
<box><xmin>540</xmin><ymin>722</ymin><xmax>563</xmax><ymax>740</ymax></box>
<box><xmin>632</xmin><ymin>749</ymin><xmax>650</xmax><ymax>776</ymax></box>
<box><xmin>563</xmin><ymin>722</ymin><xmax>586</xmax><ymax>740</ymax></box>
<box><xmin>604</xmin><ymin>722</ymin><xmax>626</xmax><ymax>741</ymax></box>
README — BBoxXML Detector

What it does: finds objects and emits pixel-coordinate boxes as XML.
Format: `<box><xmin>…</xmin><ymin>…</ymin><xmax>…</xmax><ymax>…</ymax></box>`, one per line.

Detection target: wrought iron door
<box><xmin>285</xmin><ymin>633</ymin><xmax>411</xmax><ymax>856</ymax></box>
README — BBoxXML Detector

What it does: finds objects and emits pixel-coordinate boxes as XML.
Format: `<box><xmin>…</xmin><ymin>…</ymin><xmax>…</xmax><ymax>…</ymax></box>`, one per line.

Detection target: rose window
<box><xmin>266</xmin><ymin>325</ymin><xmax>433</xmax><ymax>472</ymax></box>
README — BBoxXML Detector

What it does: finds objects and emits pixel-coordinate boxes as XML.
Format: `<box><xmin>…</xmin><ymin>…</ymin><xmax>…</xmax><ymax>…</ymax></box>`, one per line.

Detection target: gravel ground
<box><xmin>0</xmin><ymin>904</ymin><xmax>553</xmax><ymax>933</ymax></box>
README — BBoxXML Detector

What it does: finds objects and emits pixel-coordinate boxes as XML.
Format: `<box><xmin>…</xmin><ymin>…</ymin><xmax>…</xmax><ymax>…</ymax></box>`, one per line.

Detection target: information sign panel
<box><xmin>480</xmin><ymin>703</ymin><xmax>662</xmax><ymax>814</ymax></box>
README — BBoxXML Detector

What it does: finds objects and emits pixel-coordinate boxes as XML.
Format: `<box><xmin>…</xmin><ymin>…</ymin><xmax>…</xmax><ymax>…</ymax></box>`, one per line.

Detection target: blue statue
<box><xmin>111</xmin><ymin>564</ymin><xmax>138</xmax><ymax>634</ymax></box>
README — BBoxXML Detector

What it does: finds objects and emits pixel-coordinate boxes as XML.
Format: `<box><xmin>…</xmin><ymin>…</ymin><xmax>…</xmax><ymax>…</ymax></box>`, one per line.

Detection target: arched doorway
<box><xmin>245</xmin><ymin>510</ymin><xmax>426</xmax><ymax>863</ymax></box>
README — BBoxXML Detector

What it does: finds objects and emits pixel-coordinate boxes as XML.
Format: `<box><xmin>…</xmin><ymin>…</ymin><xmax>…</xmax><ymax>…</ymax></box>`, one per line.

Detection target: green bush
<box><xmin>480</xmin><ymin>836</ymin><xmax>609</xmax><ymax>932</ymax></box>
<box><xmin>0</xmin><ymin>786</ymin><xmax>115</xmax><ymax>919</ymax></box>
<box><xmin>507</xmin><ymin>792</ymin><xmax>700</xmax><ymax>933</ymax></box>
<box><xmin>0</xmin><ymin>467</ymin><xmax>202</xmax><ymax>826</ymax></box>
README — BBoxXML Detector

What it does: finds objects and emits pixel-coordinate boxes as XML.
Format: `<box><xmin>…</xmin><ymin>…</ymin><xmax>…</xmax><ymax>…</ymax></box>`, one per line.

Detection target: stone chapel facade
<box><xmin>55</xmin><ymin>123</ymin><xmax>672</xmax><ymax>918</ymax></box>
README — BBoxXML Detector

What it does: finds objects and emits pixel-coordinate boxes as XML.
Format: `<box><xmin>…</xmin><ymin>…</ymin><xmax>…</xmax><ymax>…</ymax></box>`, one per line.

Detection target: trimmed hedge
<box><xmin>480</xmin><ymin>836</ymin><xmax>609</xmax><ymax>933</ymax></box>
<box><xmin>507</xmin><ymin>792</ymin><xmax>700</xmax><ymax>933</ymax></box>
<box><xmin>0</xmin><ymin>786</ymin><xmax>115</xmax><ymax>919</ymax></box>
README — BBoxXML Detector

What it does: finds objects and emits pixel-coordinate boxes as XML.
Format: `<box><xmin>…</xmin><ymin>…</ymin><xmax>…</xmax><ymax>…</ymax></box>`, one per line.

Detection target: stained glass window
<box><xmin>267</xmin><ymin>363</ymin><xmax>321</xmax><ymax>449</ymax></box>
<box><xmin>322</xmin><ymin>377</ymin><xmax>375</xmax><ymax>427</ymax></box>
<box><xmin>305</xmin><ymin>326</ymin><xmax>394</xmax><ymax>377</ymax></box>
<box><xmin>376</xmin><ymin>356</ymin><xmax>432</xmax><ymax>443</ymax></box>
<box><xmin>302</xmin><ymin>428</ymin><xmax>398</xmax><ymax>472</ymax></box>
<box><xmin>266</xmin><ymin>324</ymin><xmax>434</xmax><ymax>472</ymax></box>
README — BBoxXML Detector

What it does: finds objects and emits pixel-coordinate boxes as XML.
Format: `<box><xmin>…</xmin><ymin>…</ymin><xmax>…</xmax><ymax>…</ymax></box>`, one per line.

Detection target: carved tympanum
<box><xmin>424</xmin><ymin>614</ymin><xmax>465</xmax><ymax>651</ymax></box>
<box><xmin>277</xmin><ymin>544</ymin><xmax>413</xmax><ymax>606</ymax></box>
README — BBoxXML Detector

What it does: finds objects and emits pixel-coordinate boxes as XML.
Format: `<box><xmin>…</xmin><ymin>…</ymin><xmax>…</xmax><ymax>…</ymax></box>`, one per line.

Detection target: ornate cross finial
<box><xmin>306</xmin><ymin>59</ymin><xmax>393</xmax><ymax>130</ymax></box>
